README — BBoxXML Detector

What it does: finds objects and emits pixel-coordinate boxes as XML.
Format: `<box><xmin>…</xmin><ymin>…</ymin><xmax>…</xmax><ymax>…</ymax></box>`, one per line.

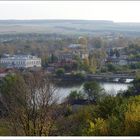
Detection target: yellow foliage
<box><xmin>94</xmin><ymin>118</ymin><xmax>108</xmax><ymax>136</ymax></box>
<box><xmin>124</xmin><ymin>101</ymin><xmax>140</xmax><ymax>135</ymax></box>
<box><xmin>136</xmin><ymin>70</ymin><xmax>140</xmax><ymax>79</ymax></box>
<box><xmin>83</xmin><ymin>118</ymin><xmax>108</xmax><ymax>136</ymax></box>
<box><xmin>83</xmin><ymin>58</ymin><xmax>89</xmax><ymax>66</ymax></box>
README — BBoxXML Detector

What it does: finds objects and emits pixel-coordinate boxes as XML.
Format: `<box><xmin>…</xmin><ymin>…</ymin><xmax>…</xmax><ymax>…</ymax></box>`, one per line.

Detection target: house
<box><xmin>55</xmin><ymin>44</ymin><xmax>89</xmax><ymax>62</ymax></box>
<box><xmin>55</xmin><ymin>51</ymin><xmax>74</xmax><ymax>62</ymax></box>
<box><xmin>47</xmin><ymin>43</ymin><xmax>89</xmax><ymax>71</ymax></box>
<box><xmin>106</xmin><ymin>57</ymin><xmax>128</xmax><ymax>66</ymax></box>
<box><xmin>127</xmin><ymin>58</ymin><xmax>140</xmax><ymax>64</ymax></box>
<box><xmin>68</xmin><ymin>44</ymin><xmax>89</xmax><ymax>60</ymax></box>
<box><xmin>106</xmin><ymin>57</ymin><xmax>119</xmax><ymax>65</ymax></box>
<box><xmin>118</xmin><ymin>59</ymin><xmax>128</xmax><ymax>65</ymax></box>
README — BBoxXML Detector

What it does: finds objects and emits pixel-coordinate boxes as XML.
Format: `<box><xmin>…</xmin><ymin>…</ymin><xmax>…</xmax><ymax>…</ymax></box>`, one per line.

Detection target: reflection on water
<box><xmin>55</xmin><ymin>79</ymin><xmax>133</xmax><ymax>102</ymax></box>
<box><xmin>55</xmin><ymin>82</ymin><xmax>83</xmax><ymax>102</ymax></box>
<box><xmin>126</xmin><ymin>79</ymin><xmax>134</xmax><ymax>83</ymax></box>
<box><xmin>100</xmin><ymin>82</ymin><xmax>130</xmax><ymax>95</ymax></box>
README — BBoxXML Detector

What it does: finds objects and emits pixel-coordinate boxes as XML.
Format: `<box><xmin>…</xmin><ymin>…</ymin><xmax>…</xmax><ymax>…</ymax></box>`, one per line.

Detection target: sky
<box><xmin>0</xmin><ymin>1</ymin><xmax>140</xmax><ymax>22</ymax></box>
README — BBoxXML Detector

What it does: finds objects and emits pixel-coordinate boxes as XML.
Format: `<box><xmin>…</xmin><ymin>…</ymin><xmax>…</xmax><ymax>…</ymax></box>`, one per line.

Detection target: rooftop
<box><xmin>68</xmin><ymin>44</ymin><xmax>83</xmax><ymax>49</ymax></box>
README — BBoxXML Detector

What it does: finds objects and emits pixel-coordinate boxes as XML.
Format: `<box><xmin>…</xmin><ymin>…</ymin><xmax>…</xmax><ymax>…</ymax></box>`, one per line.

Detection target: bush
<box><xmin>56</xmin><ymin>68</ymin><xmax>65</xmax><ymax>77</ymax></box>
<box><xmin>107</xmin><ymin>64</ymin><xmax>117</xmax><ymax>72</ymax></box>
<box><xmin>74</xmin><ymin>72</ymin><xmax>85</xmax><ymax>80</ymax></box>
<box><xmin>67</xmin><ymin>90</ymin><xmax>84</xmax><ymax>102</ymax></box>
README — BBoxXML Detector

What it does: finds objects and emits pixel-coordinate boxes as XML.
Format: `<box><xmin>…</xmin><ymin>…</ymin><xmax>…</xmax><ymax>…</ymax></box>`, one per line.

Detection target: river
<box><xmin>55</xmin><ymin>79</ymin><xmax>133</xmax><ymax>102</ymax></box>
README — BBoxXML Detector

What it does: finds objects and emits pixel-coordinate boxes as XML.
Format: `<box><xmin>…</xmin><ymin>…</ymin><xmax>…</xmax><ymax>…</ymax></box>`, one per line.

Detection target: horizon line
<box><xmin>0</xmin><ymin>19</ymin><xmax>140</xmax><ymax>23</ymax></box>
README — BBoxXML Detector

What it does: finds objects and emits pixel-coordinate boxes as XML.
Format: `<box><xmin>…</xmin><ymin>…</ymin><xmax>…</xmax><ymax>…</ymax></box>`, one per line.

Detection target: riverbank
<box><xmin>53</xmin><ymin>73</ymin><xmax>134</xmax><ymax>84</ymax></box>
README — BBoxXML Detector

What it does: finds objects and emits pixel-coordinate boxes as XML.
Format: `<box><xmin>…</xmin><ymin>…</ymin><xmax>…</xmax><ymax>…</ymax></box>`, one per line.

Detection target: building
<box><xmin>127</xmin><ymin>58</ymin><xmax>140</xmax><ymax>64</ymax></box>
<box><xmin>68</xmin><ymin>44</ymin><xmax>89</xmax><ymax>60</ymax></box>
<box><xmin>53</xmin><ymin>44</ymin><xmax>89</xmax><ymax>62</ymax></box>
<box><xmin>106</xmin><ymin>57</ymin><xmax>128</xmax><ymax>66</ymax></box>
<box><xmin>55</xmin><ymin>51</ymin><xmax>74</xmax><ymax>62</ymax></box>
<box><xmin>0</xmin><ymin>54</ymin><xmax>41</xmax><ymax>69</ymax></box>
<box><xmin>118</xmin><ymin>59</ymin><xmax>128</xmax><ymax>65</ymax></box>
<box><xmin>47</xmin><ymin>43</ymin><xmax>89</xmax><ymax>70</ymax></box>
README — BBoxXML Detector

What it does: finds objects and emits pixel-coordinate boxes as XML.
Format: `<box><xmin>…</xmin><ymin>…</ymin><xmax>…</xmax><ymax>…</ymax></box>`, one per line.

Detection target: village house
<box><xmin>127</xmin><ymin>58</ymin><xmax>140</xmax><ymax>64</ymax></box>
<box><xmin>106</xmin><ymin>52</ymin><xmax>129</xmax><ymax>66</ymax></box>
<box><xmin>47</xmin><ymin>43</ymin><xmax>89</xmax><ymax>70</ymax></box>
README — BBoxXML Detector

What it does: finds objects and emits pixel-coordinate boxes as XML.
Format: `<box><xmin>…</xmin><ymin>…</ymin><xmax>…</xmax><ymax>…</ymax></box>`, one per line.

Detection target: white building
<box><xmin>0</xmin><ymin>55</ymin><xmax>41</xmax><ymax>69</ymax></box>
<box><xmin>118</xmin><ymin>59</ymin><xmax>128</xmax><ymax>66</ymax></box>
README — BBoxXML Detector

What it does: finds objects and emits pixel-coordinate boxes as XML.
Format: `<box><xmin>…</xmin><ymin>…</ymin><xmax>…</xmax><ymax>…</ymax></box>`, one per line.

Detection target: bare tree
<box><xmin>0</xmin><ymin>71</ymin><xmax>59</xmax><ymax>136</ymax></box>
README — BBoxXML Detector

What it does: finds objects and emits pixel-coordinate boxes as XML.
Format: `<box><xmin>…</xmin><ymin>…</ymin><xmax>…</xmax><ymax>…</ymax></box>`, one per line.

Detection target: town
<box><xmin>0</xmin><ymin>36</ymin><xmax>138</xmax><ymax>83</ymax></box>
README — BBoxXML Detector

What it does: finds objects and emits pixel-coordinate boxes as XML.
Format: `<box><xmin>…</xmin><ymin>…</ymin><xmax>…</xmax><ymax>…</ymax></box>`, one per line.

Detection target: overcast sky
<box><xmin>0</xmin><ymin>1</ymin><xmax>140</xmax><ymax>22</ymax></box>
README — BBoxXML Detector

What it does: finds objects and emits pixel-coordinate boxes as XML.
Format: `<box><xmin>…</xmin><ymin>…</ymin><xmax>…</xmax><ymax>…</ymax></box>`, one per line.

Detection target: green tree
<box><xmin>74</xmin><ymin>72</ymin><xmax>85</xmax><ymax>80</ymax></box>
<box><xmin>77</xmin><ymin>36</ymin><xmax>88</xmax><ymax>46</ymax></box>
<box><xmin>89</xmin><ymin>49</ymin><xmax>107</xmax><ymax>72</ymax></box>
<box><xmin>84</xmin><ymin>81</ymin><xmax>104</xmax><ymax>101</ymax></box>
<box><xmin>133</xmin><ymin>77</ymin><xmax>140</xmax><ymax>93</ymax></box>
<box><xmin>107</xmin><ymin>115</ymin><xmax>123</xmax><ymax>136</ymax></box>
<box><xmin>124</xmin><ymin>96</ymin><xmax>140</xmax><ymax>135</ymax></box>
<box><xmin>118</xmin><ymin>77</ymin><xmax>140</xmax><ymax>97</ymax></box>
<box><xmin>110</xmin><ymin>49</ymin><xmax>114</xmax><ymax>57</ymax></box>
<box><xmin>115</xmin><ymin>49</ymin><xmax>120</xmax><ymax>57</ymax></box>
<box><xmin>107</xmin><ymin>64</ymin><xmax>117</xmax><ymax>72</ymax></box>
<box><xmin>55</xmin><ymin>68</ymin><xmax>65</xmax><ymax>77</ymax></box>
<box><xmin>67</xmin><ymin>90</ymin><xmax>84</xmax><ymax>102</ymax></box>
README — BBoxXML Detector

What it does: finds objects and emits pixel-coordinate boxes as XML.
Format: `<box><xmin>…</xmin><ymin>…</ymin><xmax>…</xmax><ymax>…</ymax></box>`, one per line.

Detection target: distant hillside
<box><xmin>0</xmin><ymin>20</ymin><xmax>114</xmax><ymax>25</ymax></box>
<box><xmin>0</xmin><ymin>20</ymin><xmax>140</xmax><ymax>36</ymax></box>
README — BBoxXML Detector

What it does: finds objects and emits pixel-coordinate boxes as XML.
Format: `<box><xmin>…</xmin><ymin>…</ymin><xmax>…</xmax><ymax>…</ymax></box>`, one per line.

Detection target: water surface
<box><xmin>55</xmin><ymin>79</ymin><xmax>133</xmax><ymax>102</ymax></box>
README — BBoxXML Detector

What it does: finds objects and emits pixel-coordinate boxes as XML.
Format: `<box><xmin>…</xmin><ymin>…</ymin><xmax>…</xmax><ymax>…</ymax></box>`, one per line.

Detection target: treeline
<box><xmin>0</xmin><ymin>71</ymin><xmax>140</xmax><ymax>136</ymax></box>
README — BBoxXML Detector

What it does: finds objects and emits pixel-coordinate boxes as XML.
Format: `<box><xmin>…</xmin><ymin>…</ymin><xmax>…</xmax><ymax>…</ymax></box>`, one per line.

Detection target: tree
<box><xmin>67</xmin><ymin>90</ymin><xmax>84</xmax><ymax>102</ymax></box>
<box><xmin>55</xmin><ymin>68</ymin><xmax>65</xmax><ymax>77</ymax></box>
<box><xmin>77</xmin><ymin>36</ymin><xmax>88</xmax><ymax>46</ymax></box>
<box><xmin>89</xmin><ymin>49</ymin><xmax>107</xmax><ymax>72</ymax></box>
<box><xmin>82</xmin><ymin>57</ymin><xmax>91</xmax><ymax>72</ymax></box>
<box><xmin>74</xmin><ymin>72</ymin><xmax>85</xmax><ymax>80</ymax></box>
<box><xmin>64</xmin><ymin>64</ymin><xmax>72</xmax><ymax>71</ymax></box>
<box><xmin>83</xmin><ymin>81</ymin><xmax>104</xmax><ymax>101</ymax></box>
<box><xmin>133</xmin><ymin>77</ymin><xmax>140</xmax><ymax>93</ymax></box>
<box><xmin>124</xmin><ymin>96</ymin><xmax>140</xmax><ymax>135</ymax></box>
<box><xmin>0</xmin><ymin>72</ymin><xmax>58</xmax><ymax>136</ymax></box>
<box><xmin>107</xmin><ymin>64</ymin><xmax>117</xmax><ymax>72</ymax></box>
<box><xmin>136</xmin><ymin>70</ymin><xmax>140</xmax><ymax>79</ymax></box>
<box><xmin>72</xmin><ymin>61</ymin><xmax>80</xmax><ymax>71</ymax></box>
<box><xmin>115</xmin><ymin>49</ymin><xmax>120</xmax><ymax>58</ymax></box>
<box><xmin>107</xmin><ymin>115</ymin><xmax>123</xmax><ymax>136</ymax></box>
<box><xmin>51</xmin><ymin>53</ymin><xmax>58</xmax><ymax>63</ymax></box>
<box><xmin>41</xmin><ymin>56</ymin><xmax>48</xmax><ymax>67</ymax></box>
<box><xmin>118</xmin><ymin>77</ymin><xmax>140</xmax><ymax>97</ymax></box>
<box><xmin>89</xmin><ymin>54</ymin><xmax>97</xmax><ymax>73</ymax></box>
<box><xmin>90</xmin><ymin>37</ymin><xmax>104</xmax><ymax>49</ymax></box>
<box><xmin>90</xmin><ymin>118</ymin><xmax>108</xmax><ymax>136</ymax></box>
<box><xmin>96</xmin><ymin>96</ymin><xmax>125</xmax><ymax>119</ymax></box>
<box><xmin>109</xmin><ymin>49</ymin><xmax>115</xmax><ymax>57</ymax></box>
